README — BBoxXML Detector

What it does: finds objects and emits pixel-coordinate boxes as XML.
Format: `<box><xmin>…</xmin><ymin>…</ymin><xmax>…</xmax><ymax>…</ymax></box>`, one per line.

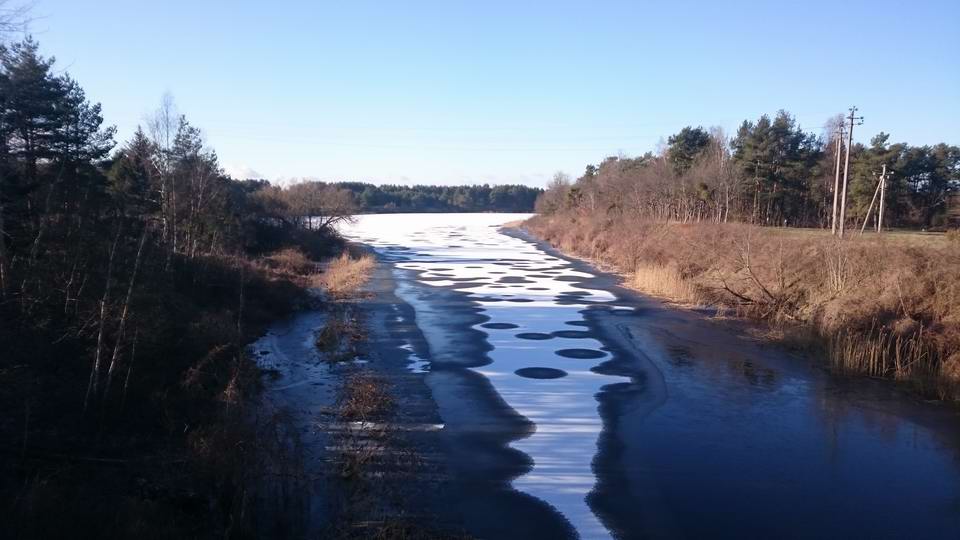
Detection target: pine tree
<box><xmin>666</xmin><ymin>126</ymin><xmax>711</xmax><ymax>175</ymax></box>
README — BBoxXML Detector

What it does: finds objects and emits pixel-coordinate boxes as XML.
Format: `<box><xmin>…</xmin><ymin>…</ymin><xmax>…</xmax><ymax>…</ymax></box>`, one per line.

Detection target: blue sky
<box><xmin>24</xmin><ymin>0</ymin><xmax>960</xmax><ymax>186</ymax></box>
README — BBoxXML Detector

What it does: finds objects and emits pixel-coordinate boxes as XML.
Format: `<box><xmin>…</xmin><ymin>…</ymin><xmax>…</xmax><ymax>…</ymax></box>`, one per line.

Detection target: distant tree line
<box><xmin>240</xmin><ymin>181</ymin><xmax>542</xmax><ymax>214</ymax></box>
<box><xmin>537</xmin><ymin>110</ymin><xmax>959</xmax><ymax>230</ymax></box>
<box><xmin>329</xmin><ymin>182</ymin><xmax>542</xmax><ymax>213</ymax></box>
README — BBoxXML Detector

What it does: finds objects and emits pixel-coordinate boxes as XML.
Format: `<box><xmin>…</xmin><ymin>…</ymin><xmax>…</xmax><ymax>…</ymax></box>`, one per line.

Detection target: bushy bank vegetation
<box><xmin>528</xmin><ymin>111</ymin><xmax>960</xmax><ymax>400</ymax></box>
<box><xmin>527</xmin><ymin>216</ymin><xmax>960</xmax><ymax>399</ymax></box>
<box><xmin>0</xmin><ymin>37</ymin><xmax>354</xmax><ymax>537</ymax></box>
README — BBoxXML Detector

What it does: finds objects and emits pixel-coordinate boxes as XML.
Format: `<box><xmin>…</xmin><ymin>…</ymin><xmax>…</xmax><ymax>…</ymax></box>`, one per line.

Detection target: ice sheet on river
<box><xmin>342</xmin><ymin>213</ymin><xmax>628</xmax><ymax>539</ymax></box>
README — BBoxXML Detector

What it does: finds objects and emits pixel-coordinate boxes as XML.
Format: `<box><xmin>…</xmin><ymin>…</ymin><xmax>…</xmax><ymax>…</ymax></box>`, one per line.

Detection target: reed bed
<box><xmin>827</xmin><ymin>323</ymin><xmax>953</xmax><ymax>399</ymax></box>
<box><xmin>632</xmin><ymin>263</ymin><xmax>702</xmax><ymax>305</ymax></box>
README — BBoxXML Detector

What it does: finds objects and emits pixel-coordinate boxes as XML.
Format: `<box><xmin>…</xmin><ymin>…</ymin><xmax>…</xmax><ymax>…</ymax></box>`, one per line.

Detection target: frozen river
<box><xmin>336</xmin><ymin>213</ymin><xmax>960</xmax><ymax>539</ymax></box>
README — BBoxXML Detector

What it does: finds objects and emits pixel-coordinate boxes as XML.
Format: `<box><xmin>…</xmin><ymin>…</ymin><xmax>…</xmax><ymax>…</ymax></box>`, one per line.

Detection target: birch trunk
<box><xmin>103</xmin><ymin>226</ymin><xmax>149</xmax><ymax>406</ymax></box>
<box><xmin>84</xmin><ymin>223</ymin><xmax>122</xmax><ymax>412</ymax></box>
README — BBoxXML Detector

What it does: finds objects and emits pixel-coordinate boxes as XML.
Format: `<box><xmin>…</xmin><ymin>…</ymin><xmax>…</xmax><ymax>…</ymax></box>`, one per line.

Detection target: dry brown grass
<box><xmin>338</xmin><ymin>372</ymin><xmax>393</xmax><ymax>422</ymax></box>
<box><xmin>315</xmin><ymin>307</ymin><xmax>366</xmax><ymax>362</ymax></box>
<box><xmin>827</xmin><ymin>324</ymin><xmax>952</xmax><ymax>398</ymax></box>
<box><xmin>947</xmin><ymin>229</ymin><xmax>960</xmax><ymax>245</ymax></box>
<box><xmin>331</xmin><ymin>372</ymin><xmax>390</xmax><ymax>479</ymax></box>
<box><xmin>315</xmin><ymin>249</ymin><xmax>376</xmax><ymax>298</ymax></box>
<box><xmin>632</xmin><ymin>263</ymin><xmax>702</xmax><ymax>305</ymax></box>
<box><xmin>525</xmin><ymin>213</ymin><xmax>960</xmax><ymax>400</ymax></box>
<box><xmin>261</xmin><ymin>247</ymin><xmax>317</xmax><ymax>276</ymax></box>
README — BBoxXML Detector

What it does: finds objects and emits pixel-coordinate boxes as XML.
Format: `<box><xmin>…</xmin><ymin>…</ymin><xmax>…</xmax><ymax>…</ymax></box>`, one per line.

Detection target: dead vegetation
<box><xmin>948</xmin><ymin>229</ymin><xmax>960</xmax><ymax>245</ymax></box>
<box><xmin>632</xmin><ymin>263</ymin><xmax>702</xmax><ymax>305</ymax></box>
<box><xmin>256</xmin><ymin>242</ymin><xmax>377</xmax><ymax>297</ymax></box>
<box><xmin>314</xmin><ymin>246</ymin><xmax>376</xmax><ymax>299</ymax></box>
<box><xmin>338</xmin><ymin>372</ymin><xmax>394</xmax><ymax>423</ymax></box>
<box><xmin>526</xmin><ymin>214</ymin><xmax>960</xmax><ymax>400</ymax></box>
<box><xmin>322</xmin><ymin>369</ymin><xmax>464</xmax><ymax>539</ymax></box>
<box><xmin>260</xmin><ymin>247</ymin><xmax>318</xmax><ymax>278</ymax></box>
<box><xmin>307</xmin><ymin>248</ymin><xmax>462</xmax><ymax>536</ymax></box>
<box><xmin>827</xmin><ymin>323</ymin><xmax>943</xmax><ymax>396</ymax></box>
<box><xmin>315</xmin><ymin>306</ymin><xmax>367</xmax><ymax>362</ymax></box>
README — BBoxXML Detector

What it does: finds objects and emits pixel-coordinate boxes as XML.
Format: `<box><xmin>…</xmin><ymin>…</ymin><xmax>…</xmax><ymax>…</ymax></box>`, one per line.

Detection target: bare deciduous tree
<box><xmin>147</xmin><ymin>93</ymin><xmax>178</xmax><ymax>247</ymax></box>
<box><xmin>281</xmin><ymin>181</ymin><xmax>358</xmax><ymax>232</ymax></box>
<box><xmin>0</xmin><ymin>1</ymin><xmax>30</xmax><ymax>38</ymax></box>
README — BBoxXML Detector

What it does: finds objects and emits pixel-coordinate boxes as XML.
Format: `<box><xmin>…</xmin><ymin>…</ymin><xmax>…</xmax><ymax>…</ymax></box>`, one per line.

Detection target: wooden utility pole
<box><xmin>860</xmin><ymin>173</ymin><xmax>883</xmax><ymax>235</ymax></box>
<box><xmin>831</xmin><ymin>124</ymin><xmax>845</xmax><ymax>234</ymax></box>
<box><xmin>753</xmin><ymin>159</ymin><xmax>761</xmax><ymax>224</ymax></box>
<box><xmin>838</xmin><ymin>106</ymin><xmax>864</xmax><ymax>238</ymax></box>
<box><xmin>877</xmin><ymin>164</ymin><xmax>888</xmax><ymax>233</ymax></box>
<box><xmin>859</xmin><ymin>164</ymin><xmax>891</xmax><ymax>235</ymax></box>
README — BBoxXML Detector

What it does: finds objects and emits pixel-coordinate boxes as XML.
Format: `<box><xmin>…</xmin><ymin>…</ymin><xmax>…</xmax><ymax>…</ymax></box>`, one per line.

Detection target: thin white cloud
<box><xmin>224</xmin><ymin>163</ymin><xmax>263</xmax><ymax>180</ymax></box>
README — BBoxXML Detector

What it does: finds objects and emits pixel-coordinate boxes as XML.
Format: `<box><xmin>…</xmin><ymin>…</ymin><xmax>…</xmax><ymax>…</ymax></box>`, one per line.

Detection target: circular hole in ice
<box><xmin>515</xmin><ymin>367</ymin><xmax>567</xmax><ymax>379</ymax></box>
<box><xmin>515</xmin><ymin>332</ymin><xmax>554</xmax><ymax>341</ymax></box>
<box><xmin>555</xmin><ymin>348</ymin><xmax>607</xmax><ymax>359</ymax></box>
<box><xmin>551</xmin><ymin>330</ymin><xmax>593</xmax><ymax>339</ymax></box>
<box><xmin>481</xmin><ymin>322</ymin><xmax>519</xmax><ymax>330</ymax></box>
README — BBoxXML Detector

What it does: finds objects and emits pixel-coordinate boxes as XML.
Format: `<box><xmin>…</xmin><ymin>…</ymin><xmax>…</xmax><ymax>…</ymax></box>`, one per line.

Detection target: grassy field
<box><xmin>762</xmin><ymin>226</ymin><xmax>950</xmax><ymax>246</ymax></box>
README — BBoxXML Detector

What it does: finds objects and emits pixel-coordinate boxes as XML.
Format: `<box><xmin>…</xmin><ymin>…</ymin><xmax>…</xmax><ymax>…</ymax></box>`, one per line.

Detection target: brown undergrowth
<box><xmin>315</xmin><ymin>306</ymin><xmax>368</xmax><ymax>363</ymax></box>
<box><xmin>315</xmin><ymin>245</ymin><xmax>377</xmax><ymax>299</ymax></box>
<box><xmin>313</xmin><ymin>244</ymin><xmax>376</xmax><ymax>362</ymax></box>
<box><xmin>525</xmin><ymin>214</ymin><xmax>960</xmax><ymax>401</ymax></box>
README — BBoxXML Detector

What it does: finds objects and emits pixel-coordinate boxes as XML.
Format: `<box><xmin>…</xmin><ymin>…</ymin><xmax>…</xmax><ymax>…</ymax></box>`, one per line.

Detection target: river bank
<box><xmin>523</xmin><ymin>214</ymin><xmax>960</xmax><ymax>403</ymax></box>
